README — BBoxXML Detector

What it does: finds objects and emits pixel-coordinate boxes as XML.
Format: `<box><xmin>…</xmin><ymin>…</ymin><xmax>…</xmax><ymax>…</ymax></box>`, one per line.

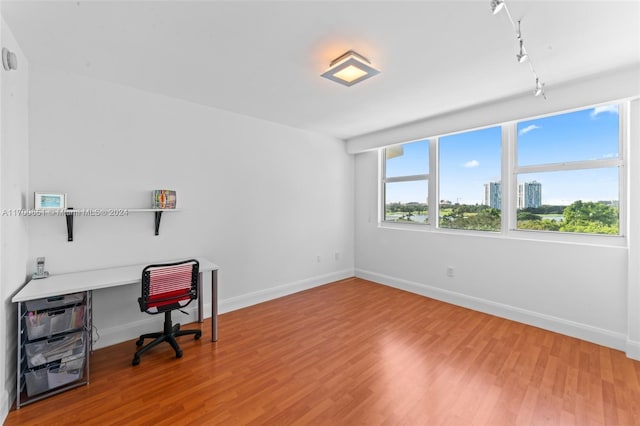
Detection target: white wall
<box><xmin>627</xmin><ymin>99</ymin><xmax>640</xmax><ymax>359</ymax></box>
<box><xmin>27</xmin><ymin>70</ymin><xmax>354</xmax><ymax>348</ymax></box>
<box><xmin>1</xmin><ymin>18</ymin><xmax>30</xmax><ymax>421</ymax></box>
<box><xmin>347</xmin><ymin>65</ymin><xmax>640</xmax><ymax>153</ymax></box>
<box><xmin>353</xmin><ymin>99</ymin><xmax>640</xmax><ymax>359</ymax></box>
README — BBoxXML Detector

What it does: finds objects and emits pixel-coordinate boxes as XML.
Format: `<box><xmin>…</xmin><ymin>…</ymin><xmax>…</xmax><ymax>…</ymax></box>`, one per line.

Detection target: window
<box><xmin>379</xmin><ymin>102</ymin><xmax>626</xmax><ymax>239</ymax></box>
<box><xmin>439</xmin><ymin>126</ymin><xmax>502</xmax><ymax>231</ymax></box>
<box><xmin>383</xmin><ymin>140</ymin><xmax>429</xmax><ymax>224</ymax></box>
<box><xmin>515</xmin><ymin>104</ymin><xmax>622</xmax><ymax>235</ymax></box>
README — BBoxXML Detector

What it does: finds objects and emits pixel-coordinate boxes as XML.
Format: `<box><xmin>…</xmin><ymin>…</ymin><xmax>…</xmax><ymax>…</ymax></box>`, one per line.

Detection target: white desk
<box><xmin>12</xmin><ymin>257</ymin><xmax>220</xmax><ymax>341</ymax></box>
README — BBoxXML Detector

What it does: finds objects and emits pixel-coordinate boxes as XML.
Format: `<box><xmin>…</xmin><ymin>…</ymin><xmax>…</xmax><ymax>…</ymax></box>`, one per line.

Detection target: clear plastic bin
<box><xmin>25</xmin><ymin>331</ymin><xmax>85</xmax><ymax>368</ymax></box>
<box><xmin>25</xmin><ymin>306</ymin><xmax>85</xmax><ymax>340</ymax></box>
<box><xmin>24</xmin><ymin>358</ymin><xmax>85</xmax><ymax>397</ymax></box>
<box><xmin>24</xmin><ymin>368</ymin><xmax>48</xmax><ymax>397</ymax></box>
<box><xmin>25</xmin><ymin>293</ymin><xmax>85</xmax><ymax>312</ymax></box>
<box><xmin>47</xmin><ymin>359</ymin><xmax>84</xmax><ymax>389</ymax></box>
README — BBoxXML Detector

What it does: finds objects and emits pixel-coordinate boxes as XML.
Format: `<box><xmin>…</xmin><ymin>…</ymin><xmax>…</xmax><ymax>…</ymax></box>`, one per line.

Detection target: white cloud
<box><xmin>463</xmin><ymin>160</ymin><xmax>479</xmax><ymax>168</ymax></box>
<box><xmin>590</xmin><ymin>105</ymin><xmax>618</xmax><ymax>118</ymax></box>
<box><xmin>519</xmin><ymin>124</ymin><xmax>540</xmax><ymax>136</ymax></box>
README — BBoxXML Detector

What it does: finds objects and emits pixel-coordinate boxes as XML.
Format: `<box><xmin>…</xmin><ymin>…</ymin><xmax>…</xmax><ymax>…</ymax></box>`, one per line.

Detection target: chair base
<box><xmin>132</xmin><ymin>311</ymin><xmax>201</xmax><ymax>366</ymax></box>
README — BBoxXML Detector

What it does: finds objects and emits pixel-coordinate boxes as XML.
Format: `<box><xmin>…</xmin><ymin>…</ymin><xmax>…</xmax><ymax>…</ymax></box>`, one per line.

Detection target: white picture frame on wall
<box><xmin>34</xmin><ymin>192</ymin><xmax>67</xmax><ymax>209</ymax></box>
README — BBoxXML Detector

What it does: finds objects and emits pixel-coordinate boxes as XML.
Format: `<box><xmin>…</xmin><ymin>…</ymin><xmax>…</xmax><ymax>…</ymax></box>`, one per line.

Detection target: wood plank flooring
<box><xmin>6</xmin><ymin>277</ymin><xmax>640</xmax><ymax>425</ymax></box>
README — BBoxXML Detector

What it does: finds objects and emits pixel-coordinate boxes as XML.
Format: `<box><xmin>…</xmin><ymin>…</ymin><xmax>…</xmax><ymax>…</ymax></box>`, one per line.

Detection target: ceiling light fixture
<box><xmin>321</xmin><ymin>50</ymin><xmax>380</xmax><ymax>87</ymax></box>
<box><xmin>491</xmin><ymin>1</ymin><xmax>546</xmax><ymax>99</ymax></box>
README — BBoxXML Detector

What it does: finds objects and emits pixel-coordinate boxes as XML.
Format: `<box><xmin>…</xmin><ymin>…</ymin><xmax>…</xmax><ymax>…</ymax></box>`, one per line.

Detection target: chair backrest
<box><xmin>139</xmin><ymin>259</ymin><xmax>199</xmax><ymax>314</ymax></box>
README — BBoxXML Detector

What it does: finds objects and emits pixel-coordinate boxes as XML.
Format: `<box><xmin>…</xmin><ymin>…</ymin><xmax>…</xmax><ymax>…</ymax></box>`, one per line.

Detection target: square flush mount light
<box><xmin>321</xmin><ymin>50</ymin><xmax>380</xmax><ymax>87</ymax></box>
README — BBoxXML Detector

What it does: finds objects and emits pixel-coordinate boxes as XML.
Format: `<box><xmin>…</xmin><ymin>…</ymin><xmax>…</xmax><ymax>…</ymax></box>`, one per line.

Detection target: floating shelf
<box><xmin>34</xmin><ymin>208</ymin><xmax>180</xmax><ymax>241</ymax></box>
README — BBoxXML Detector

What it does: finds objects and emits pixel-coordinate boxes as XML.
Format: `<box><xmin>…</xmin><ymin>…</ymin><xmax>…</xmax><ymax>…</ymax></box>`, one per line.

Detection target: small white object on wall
<box><xmin>2</xmin><ymin>47</ymin><xmax>18</xmax><ymax>71</ymax></box>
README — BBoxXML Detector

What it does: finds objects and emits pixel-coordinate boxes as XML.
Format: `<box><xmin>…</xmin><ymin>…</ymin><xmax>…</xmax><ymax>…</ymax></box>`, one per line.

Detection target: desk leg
<box><xmin>212</xmin><ymin>269</ymin><xmax>218</xmax><ymax>342</ymax></box>
<box><xmin>197</xmin><ymin>272</ymin><xmax>203</xmax><ymax>323</ymax></box>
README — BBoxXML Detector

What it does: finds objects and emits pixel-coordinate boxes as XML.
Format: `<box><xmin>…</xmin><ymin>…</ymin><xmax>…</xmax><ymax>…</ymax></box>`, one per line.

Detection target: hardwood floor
<box><xmin>6</xmin><ymin>277</ymin><xmax>640</xmax><ymax>425</ymax></box>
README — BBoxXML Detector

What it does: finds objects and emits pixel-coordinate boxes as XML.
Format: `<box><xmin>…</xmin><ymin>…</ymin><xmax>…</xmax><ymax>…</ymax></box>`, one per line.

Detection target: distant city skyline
<box><xmin>483</xmin><ymin>181</ymin><xmax>542</xmax><ymax>210</ymax></box>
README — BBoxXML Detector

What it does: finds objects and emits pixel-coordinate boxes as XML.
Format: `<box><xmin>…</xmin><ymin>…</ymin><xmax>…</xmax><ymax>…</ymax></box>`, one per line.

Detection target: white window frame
<box><xmin>435</xmin><ymin>125</ymin><xmax>503</xmax><ymax>232</ymax></box>
<box><xmin>378</xmin><ymin>101</ymin><xmax>628</xmax><ymax>246</ymax></box>
<box><xmin>508</xmin><ymin>102</ymin><xmax>625</xmax><ymax>241</ymax></box>
<box><xmin>381</xmin><ymin>141</ymin><xmax>431</xmax><ymax>225</ymax></box>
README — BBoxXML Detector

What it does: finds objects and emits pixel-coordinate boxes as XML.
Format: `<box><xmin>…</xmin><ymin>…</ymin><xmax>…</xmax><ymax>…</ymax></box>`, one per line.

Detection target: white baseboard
<box><xmin>626</xmin><ymin>339</ymin><xmax>640</xmax><ymax>361</ymax></box>
<box><xmin>356</xmin><ymin>268</ymin><xmax>629</xmax><ymax>355</ymax></box>
<box><xmin>92</xmin><ymin>305</ymin><xmax>201</xmax><ymax>350</ymax></box>
<box><xmin>218</xmin><ymin>269</ymin><xmax>354</xmax><ymax>314</ymax></box>
<box><xmin>93</xmin><ymin>269</ymin><xmax>354</xmax><ymax>349</ymax></box>
<box><xmin>1</xmin><ymin>389</ymin><xmax>10</xmax><ymax>425</ymax></box>
<box><xmin>4</xmin><ymin>336</ymin><xmax>17</xmax><ymax>423</ymax></box>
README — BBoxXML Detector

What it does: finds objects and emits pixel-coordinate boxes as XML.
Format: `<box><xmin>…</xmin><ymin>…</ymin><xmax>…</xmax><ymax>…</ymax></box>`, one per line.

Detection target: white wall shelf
<box><xmin>34</xmin><ymin>208</ymin><xmax>181</xmax><ymax>241</ymax></box>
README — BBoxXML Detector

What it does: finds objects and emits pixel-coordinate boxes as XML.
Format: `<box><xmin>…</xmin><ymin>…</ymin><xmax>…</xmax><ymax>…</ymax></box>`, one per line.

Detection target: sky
<box><xmin>385</xmin><ymin>104</ymin><xmax>620</xmax><ymax>206</ymax></box>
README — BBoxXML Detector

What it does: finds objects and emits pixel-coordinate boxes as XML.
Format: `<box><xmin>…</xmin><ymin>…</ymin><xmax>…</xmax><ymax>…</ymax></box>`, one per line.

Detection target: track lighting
<box><xmin>491</xmin><ymin>1</ymin><xmax>546</xmax><ymax>99</ymax></box>
<box><xmin>515</xmin><ymin>21</ymin><xmax>527</xmax><ymax>63</ymax></box>
<box><xmin>516</xmin><ymin>39</ymin><xmax>527</xmax><ymax>63</ymax></box>
<box><xmin>490</xmin><ymin>0</ymin><xmax>505</xmax><ymax>15</ymax></box>
<box><xmin>534</xmin><ymin>78</ymin><xmax>545</xmax><ymax>98</ymax></box>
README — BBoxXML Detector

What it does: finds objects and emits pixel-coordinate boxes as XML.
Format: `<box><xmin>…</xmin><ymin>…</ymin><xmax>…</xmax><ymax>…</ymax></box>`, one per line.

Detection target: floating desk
<box><xmin>12</xmin><ymin>257</ymin><xmax>219</xmax><ymax>407</ymax></box>
<box><xmin>13</xmin><ymin>257</ymin><xmax>220</xmax><ymax>340</ymax></box>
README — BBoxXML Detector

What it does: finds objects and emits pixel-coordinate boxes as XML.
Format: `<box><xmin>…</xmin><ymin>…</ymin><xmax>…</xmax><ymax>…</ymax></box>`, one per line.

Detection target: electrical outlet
<box><xmin>317</xmin><ymin>255</ymin><xmax>321</xmax><ymax>263</ymax></box>
<box><xmin>446</xmin><ymin>267</ymin><xmax>454</xmax><ymax>278</ymax></box>
<box><xmin>335</xmin><ymin>252</ymin><xmax>340</xmax><ymax>261</ymax></box>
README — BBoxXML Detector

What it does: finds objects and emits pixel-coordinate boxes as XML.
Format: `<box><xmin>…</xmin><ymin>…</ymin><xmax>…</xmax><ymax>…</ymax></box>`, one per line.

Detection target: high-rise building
<box><xmin>484</xmin><ymin>180</ymin><xmax>542</xmax><ymax>209</ymax></box>
<box><xmin>518</xmin><ymin>181</ymin><xmax>542</xmax><ymax>209</ymax></box>
<box><xmin>484</xmin><ymin>181</ymin><xmax>501</xmax><ymax>209</ymax></box>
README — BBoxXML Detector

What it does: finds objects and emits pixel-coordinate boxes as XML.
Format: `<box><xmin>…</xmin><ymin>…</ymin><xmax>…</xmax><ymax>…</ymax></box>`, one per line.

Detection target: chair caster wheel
<box><xmin>195</xmin><ymin>332</ymin><xmax>202</xmax><ymax>340</ymax></box>
<box><xmin>176</xmin><ymin>350</ymin><xmax>183</xmax><ymax>358</ymax></box>
<box><xmin>132</xmin><ymin>356</ymin><xmax>140</xmax><ymax>366</ymax></box>
<box><xmin>135</xmin><ymin>339</ymin><xmax>144</xmax><ymax>347</ymax></box>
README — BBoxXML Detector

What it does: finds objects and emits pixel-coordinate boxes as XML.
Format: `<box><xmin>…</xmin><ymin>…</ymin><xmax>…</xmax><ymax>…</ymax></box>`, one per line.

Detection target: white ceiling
<box><xmin>2</xmin><ymin>1</ymin><xmax>639</xmax><ymax>140</ymax></box>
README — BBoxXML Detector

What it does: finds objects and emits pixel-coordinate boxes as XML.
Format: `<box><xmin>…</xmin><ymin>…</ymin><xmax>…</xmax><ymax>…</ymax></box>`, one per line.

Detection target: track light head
<box><xmin>516</xmin><ymin>39</ymin><xmax>527</xmax><ymax>63</ymax></box>
<box><xmin>490</xmin><ymin>0</ymin><xmax>505</xmax><ymax>15</ymax></box>
<box><xmin>534</xmin><ymin>78</ymin><xmax>545</xmax><ymax>97</ymax></box>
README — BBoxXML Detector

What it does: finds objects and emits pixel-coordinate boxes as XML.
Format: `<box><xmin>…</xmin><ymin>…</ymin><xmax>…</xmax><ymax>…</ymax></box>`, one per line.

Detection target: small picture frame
<box><xmin>34</xmin><ymin>192</ymin><xmax>67</xmax><ymax>209</ymax></box>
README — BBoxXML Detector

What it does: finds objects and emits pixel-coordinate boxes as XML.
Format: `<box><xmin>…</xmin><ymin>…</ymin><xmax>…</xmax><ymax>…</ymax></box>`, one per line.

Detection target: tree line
<box><xmin>386</xmin><ymin>200</ymin><xmax>619</xmax><ymax>234</ymax></box>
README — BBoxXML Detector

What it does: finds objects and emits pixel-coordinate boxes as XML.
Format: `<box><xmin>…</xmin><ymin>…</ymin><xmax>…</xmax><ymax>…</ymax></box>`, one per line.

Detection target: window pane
<box><xmin>516</xmin><ymin>168</ymin><xmax>619</xmax><ymax>235</ymax></box>
<box><xmin>439</xmin><ymin>126</ymin><xmax>501</xmax><ymax>231</ymax></box>
<box><xmin>385</xmin><ymin>140</ymin><xmax>429</xmax><ymax>178</ymax></box>
<box><xmin>384</xmin><ymin>180</ymin><xmax>428</xmax><ymax>224</ymax></box>
<box><xmin>518</xmin><ymin>105</ymin><xmax>619</xmax><ymax>166</ymax></box>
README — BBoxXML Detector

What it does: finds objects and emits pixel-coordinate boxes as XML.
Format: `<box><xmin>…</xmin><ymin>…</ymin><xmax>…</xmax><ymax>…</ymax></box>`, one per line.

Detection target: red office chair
<box><xmin>132</xmin><ymin>259</ymin><xmax>202</xmax><ymax>366</ymax></box>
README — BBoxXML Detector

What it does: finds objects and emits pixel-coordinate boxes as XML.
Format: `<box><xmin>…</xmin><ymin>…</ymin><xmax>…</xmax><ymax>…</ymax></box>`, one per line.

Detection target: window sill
<box><xmin>378</xmin><ymin>221</ymin><xmax>626</xmax><ymax>248</ymax></box>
